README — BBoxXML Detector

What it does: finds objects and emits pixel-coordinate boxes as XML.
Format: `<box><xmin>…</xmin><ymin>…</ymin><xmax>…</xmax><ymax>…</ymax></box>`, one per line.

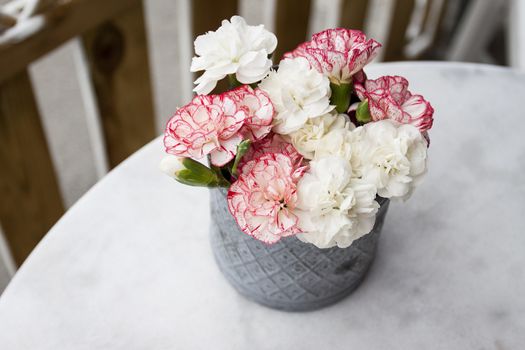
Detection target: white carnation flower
<box><xmin>315</xmin><ymin>124</ymin><xmax>355</xmax><ymax>160</ymax></box>
<box><xmin>351</xmin><ymin>120</ymin><xmax>428</xmax><ymax>200</ymax></box>
<box><xmin>259</xmin><ymin>57</ymin><xmax>333</xmax><ymax>134</ymax></box>
<box><xmin>295</xmin><ymin>156</ymin><xmax>379</xmax><ymax>249</ymax></box>
<box><xmin>288</xmin><ymin>112</ymin><xmax>355</xmax><ymax>160</ymax></box>
<box><xmin>191</xmin><ymin>16</ymin><xmax>277</xmax><ymax>95</ymax></box>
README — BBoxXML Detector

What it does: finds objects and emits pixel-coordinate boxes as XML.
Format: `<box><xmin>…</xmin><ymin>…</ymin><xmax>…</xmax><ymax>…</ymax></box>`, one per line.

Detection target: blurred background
<box><xmin>0</xmin><ymin>0</ymin><xmax>522</xmax><ymax>292</ymax></box>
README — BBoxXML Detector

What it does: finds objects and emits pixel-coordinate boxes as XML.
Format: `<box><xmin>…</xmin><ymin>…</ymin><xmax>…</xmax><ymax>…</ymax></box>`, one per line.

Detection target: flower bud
<box><xmin>160</xmin><ymin>156</ymin><xmax>229</xmax><ymax>187</ymax></box>
<box><xmin>159</xmin><ymin>155</ymin><xmax>185</xmax><ymax>176</ymax></box>
<box><xmin>231</xmin><ymin>139</ymin><xmax>251</xmax><ymax>177</ymax></box>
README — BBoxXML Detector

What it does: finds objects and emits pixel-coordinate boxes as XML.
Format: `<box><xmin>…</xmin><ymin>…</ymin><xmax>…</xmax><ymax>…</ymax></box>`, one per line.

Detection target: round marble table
<box><xmin>0</xmin><ymin>62</ymin><xmax>524</xmax><ymax>349</ymax></box>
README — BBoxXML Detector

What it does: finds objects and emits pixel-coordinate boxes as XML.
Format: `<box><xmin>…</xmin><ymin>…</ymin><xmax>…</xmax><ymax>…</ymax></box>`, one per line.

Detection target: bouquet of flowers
<box><xmin>161</xmin><ymin>16</ymin><xmax>434</xmax><ymax>250</ymax></box>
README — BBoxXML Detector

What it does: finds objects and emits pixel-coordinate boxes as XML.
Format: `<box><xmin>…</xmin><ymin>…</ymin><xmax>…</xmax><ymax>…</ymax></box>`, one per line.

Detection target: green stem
<box><xmin>330</xmin><ymin>82</ymin><xmax>353</xmax><ymax>113</ymax></box>
<box><xmin>210</xmin><ymin>164</ymin><xmax>231</xmax><ymax>188</ymax></box>
<box><xmin>228</xmin><ymin>74</ymin><xmax>242</xmax><ymax>89</ymax></box>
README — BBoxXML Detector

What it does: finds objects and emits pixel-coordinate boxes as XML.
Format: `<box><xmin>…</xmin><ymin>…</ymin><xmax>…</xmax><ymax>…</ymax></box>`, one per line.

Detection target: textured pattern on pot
<box><xmin>209</xmin><ymin>188</ymin><xmax>390</xmax><ymax>311</ymax></box>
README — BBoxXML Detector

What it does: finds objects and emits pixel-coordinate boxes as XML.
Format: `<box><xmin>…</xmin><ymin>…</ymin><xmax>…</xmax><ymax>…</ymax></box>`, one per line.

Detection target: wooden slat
<box><xmin>274</xmin><ymin>0</ymin><xmax>312</xmax><ymax>61</ymax></box>
<box><xmin>192</xmin><ymin>0</ymin><xmax>238</xmax><ymax>36</ymax></box>
<box><xmin>0</xmin><ymin>0</ymin><xmax>141</xmax><ymax>84</ymax></box>
<box><xmin>340</xmin><ymin>0</ymin><xmax>369</xmax><ymax>31</ymax></box>
<box><xmin>81</xmin><ymin>1</ymin><xmax>155</xmax><ymax>167</ymax></box>
<box><xmin>0</xmin><ymin>71</ymin><xmax>64</xmax><ymax>265</ymax></box>
<box><xmin>383</xmin><ymin>0</ymin><xmax>416</xmax><ymax>61</ymax></box>
<box><xmin>192</xmin><ymin>0</ymin><xmax>238</xmax><ymax>94</ymax></box>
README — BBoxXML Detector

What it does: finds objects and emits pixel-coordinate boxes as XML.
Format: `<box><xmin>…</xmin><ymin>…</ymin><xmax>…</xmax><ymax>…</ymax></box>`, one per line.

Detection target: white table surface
<box><xmin>0</xmin><ymin>62</ymin><xmax>524</xmax><ymax>349</ymax></box>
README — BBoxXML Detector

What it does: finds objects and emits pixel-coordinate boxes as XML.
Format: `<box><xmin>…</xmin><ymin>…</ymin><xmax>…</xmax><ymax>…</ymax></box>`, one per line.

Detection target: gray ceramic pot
<box><xmin>209</xmin><ymin>188</ymin><xmax>390</xmax><ymax>311</ymax></box>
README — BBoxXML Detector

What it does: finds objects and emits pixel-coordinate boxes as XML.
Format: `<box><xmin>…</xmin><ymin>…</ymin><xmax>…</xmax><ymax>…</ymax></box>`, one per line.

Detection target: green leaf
<box><xmin>174</xmin><ymin>169</ymin><xmax>212</xmax><ymax>187</ymax></box>
<box><xmin>175</xmin><ymin>158</ymin><xmax>230</xmax><ymax>188</ymax></box>
<box><xmin>182</xmin><ymin>158</ymin><xmax>212</xmax><ymax>175</ymax></box>
<box><xmin>355</xmin><ymin>100</ymin><xmax>371</xmax><ymax>124</ymax></box>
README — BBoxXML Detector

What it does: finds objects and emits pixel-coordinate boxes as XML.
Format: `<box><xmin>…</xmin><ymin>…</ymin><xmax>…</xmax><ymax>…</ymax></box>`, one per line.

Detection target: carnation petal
<box><xmin>236</xmin><ymin>50</ymin><xmax>272</xmax><ymax>83</ymax></box>
<box><xmin>295</xmin><ymin>156</ymin><xmax>378</xmax><ymax>248</ymax></box>
<box><xmin>164</xmin><ymin>94</ymin><xmax>248</xmax><ymax>163</ymax></box>
<box><xmin>191</xmin><ymin>15</ymin><xmax>276</xmax><ymax>95</ymax></box>
<box><xmin>227</xmin><ymin>153</ymin><xmax>304</xmax><ymax>243</ymax></box>
<box><xmin>209</xmin><ymin>133</ymin><xmax>243</xmax><ymax>166</ymax></box>
<box><xmin>355</xmin><ymin>75</ymin><xmax>434</xmax><ymax>133</ymax></box>
<box><xmin>192</xmin><ymin>78</ymin><xmax>219</xmax><ymax>95</ymax></box>
<box><xmin>351</xmin><ymin>120</ymin><xmax>428</xmax><ymax>200</ymax></box>
<box><xmin>259</xmin><ymin>57</ymin><xmax>332</xmax><ymax>135</ymax></box>
<box><xmin>284</xmin><ymin>29</ymin><xmax>381</xmax><ymax>84</ymax></box>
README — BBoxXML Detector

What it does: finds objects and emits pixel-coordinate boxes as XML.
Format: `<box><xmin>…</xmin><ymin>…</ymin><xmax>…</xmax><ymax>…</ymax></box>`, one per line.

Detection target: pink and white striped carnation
<box><xmin>228</xmin><ymin>153</ymin><xmax>307</xmax><ymax>243</ymax></box>
<box><xmin>225</xmin><ymin>86</ymin><xmax>274</xmax><ymax>141</ymax></box>
<box><xmin>163</xmin><ymin>94</ymin><xmax>247</xmax><ymax>167</ymax></box>
<box><xmin>239</xmin><ymin>133</ymin><xmax>303</xmax><ymax>172</ymax></box>
<box><xmin>354</xmin><ymin>75</ymin><xmax>434</xmax><ymax>132</ymax></box>
<box><xmin>164</xmin><ymin>86</ymin><xmax>276</xmax><ymax>167</ymax></box>
<box><xmin>284</xmin><ymin>28</ymin><xmax>381</xmax><ymax>84</ymax></box>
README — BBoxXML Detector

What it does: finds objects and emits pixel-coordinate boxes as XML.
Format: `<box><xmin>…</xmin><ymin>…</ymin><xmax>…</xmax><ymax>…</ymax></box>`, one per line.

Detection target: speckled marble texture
<box><xmin>0</xmin><ymin>63</ymin><xmax>524</xmax><ymax>349</ymax></box>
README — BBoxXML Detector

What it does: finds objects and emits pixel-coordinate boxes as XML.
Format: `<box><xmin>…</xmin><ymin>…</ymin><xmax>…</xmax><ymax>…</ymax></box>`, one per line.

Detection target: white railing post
<box><xmin>446</xmin><ymin>0</ymin><xmax>506</xmax><ymax>63</ymax></box>
<box><xmin>508</xmin><ymin>0</ymin><xmax>525</xmax><ymax>70</ymax></box>
<box><xmin>72</xmin><ymin>38</ymin><xmax>109</xmax><ymax>179</ymax></box>
<box><xmin>0</xmin><ymin>225</ymin><xmax>16</xmax><ymax>293</ymax></box>
<box><xmin>364</xmin><ymin>0</ymin><xmax>396</xmax><ymax>62</ymax></box>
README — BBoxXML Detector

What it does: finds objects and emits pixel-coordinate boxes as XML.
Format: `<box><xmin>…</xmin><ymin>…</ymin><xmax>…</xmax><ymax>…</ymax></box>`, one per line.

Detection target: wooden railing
<box><xmin>0</xmin><ymin>0</ymin><xmax>446</xmax><ymax>266</ymax></box>
<box><xmin>0</xmin><ymin>0</ymin><xmax>156</xmax><ymax>264</ymax></box>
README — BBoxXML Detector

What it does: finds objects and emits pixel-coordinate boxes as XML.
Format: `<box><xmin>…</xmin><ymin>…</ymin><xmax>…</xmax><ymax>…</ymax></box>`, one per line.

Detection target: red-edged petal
<box><xmin>355</xmin><ymin>75</ymin><xmax>434</xmax><ymax>133</ymax></box>
<box><xmin>226</xmin><ymin>152</ymin><xmax>305</xmax><ymax>243</ymax></box>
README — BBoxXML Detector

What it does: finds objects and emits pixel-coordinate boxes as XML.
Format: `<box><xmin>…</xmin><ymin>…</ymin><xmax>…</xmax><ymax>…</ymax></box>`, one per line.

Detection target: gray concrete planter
<box><xmin>209</xmin><ymin>188</ymin><xmax>390</xmax><ymax>312</ymax></box>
